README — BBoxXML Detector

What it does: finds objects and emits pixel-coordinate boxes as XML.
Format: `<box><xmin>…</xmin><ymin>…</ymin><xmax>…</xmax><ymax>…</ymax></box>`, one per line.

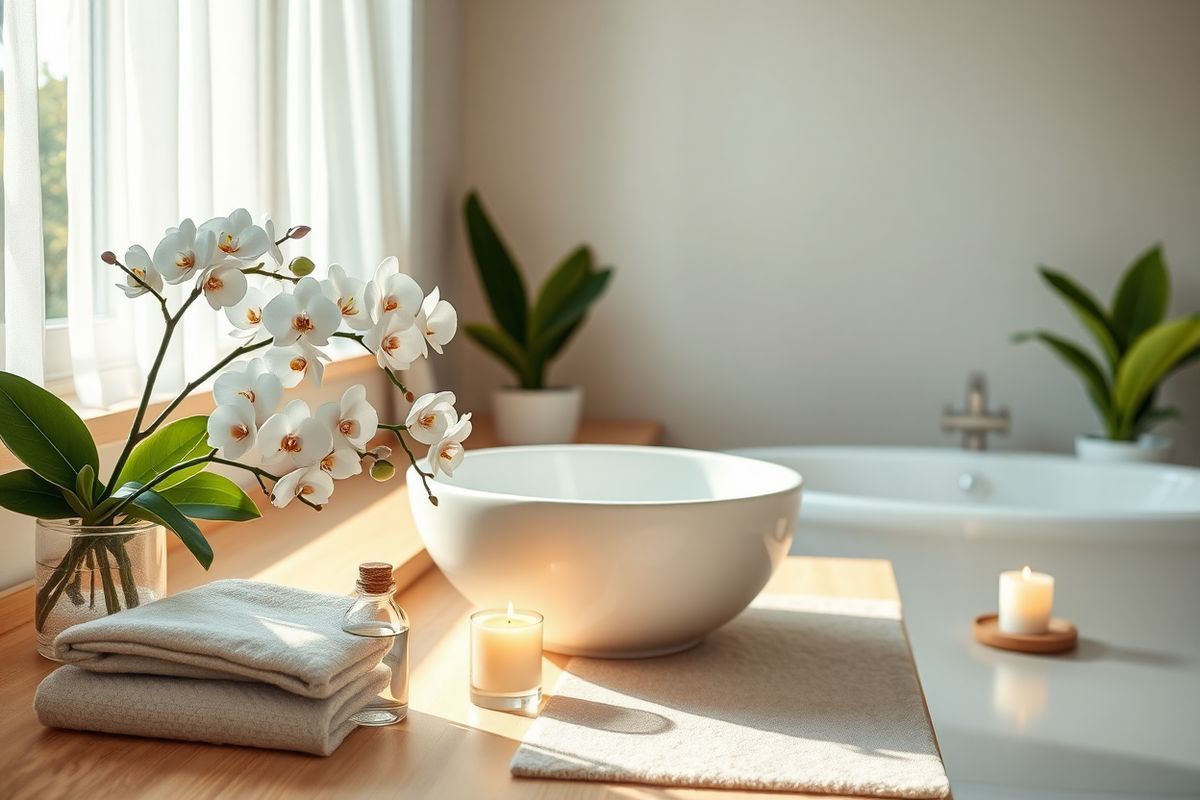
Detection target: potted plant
<box><xmin>462</xmin><ymin>191</ymin><xmax>613</xmax><ymax>445</ymax></box>
<box><xmin>0</xmin><ymin>210</ymin><xmax>466</xmax><ymax>658</ymax></box>
<box><xmin>1014</xmin><ymin>245</ymin><xmax>1200</xmax><ymax>462</ymax></box>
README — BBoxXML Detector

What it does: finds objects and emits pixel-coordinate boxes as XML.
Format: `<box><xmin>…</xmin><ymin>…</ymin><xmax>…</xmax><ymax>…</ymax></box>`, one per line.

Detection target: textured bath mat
<box><xmin>511</xmin><ymin>595</ymin><xmax>950</xmax><ymax>799</ymax></box>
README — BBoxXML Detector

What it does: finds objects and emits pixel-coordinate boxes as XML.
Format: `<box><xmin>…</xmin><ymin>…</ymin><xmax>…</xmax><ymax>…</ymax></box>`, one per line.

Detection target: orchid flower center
<box><xmin>245</xmin><ymin>307</ymin><xmax>262</xmax><ymax>324</ymax></box>
<box><xmin>382</xmin><ymin>297</ymin><xmax>399</xmax><ymax>313</ymax></box>
<box><xmin>205</xmin><ymin>274</ymin><xmax>224</xmax><ymax>291</ymax></box>
<box><xmin>281</xmin><ymin>433</ymin><xmax>302</xmax><ymax>453</ymax></box>
<box><xmin>299</xmin><ymin>484</ymin><xmax>315</xmax><ymax>496</ymax></box>
<box><xmin>439</xmin><ymin>442</ymin><xmax>461</xmax><ymax>461</ymax></box>
<box><xmin>230</xmin><ymin>424</ymin><xmax>250</xmax><ymax>441</ymax></box>
<box><xmin>339</xmin><ymin>297</ymin><xmax>358</xmax><ymax>316</ymax></box>
<box><xmin>338</xmin><ymin>419</ymin><xmax>356</xmax><ymax>436</ymax></box>
<box><xmin>175</xmin><ymin>251</ymin><xmax>196</xmax><ymax>271</ymax></box>
<box><xmin>238</xmin><ymin>389</ymin><xmax>255</xmax><ymax>403</ymax></box>
<box><xmin>292</xmin><ymin>313</ymin><xmax>314</xmax><ymax>334</ymax></box>
<box><xmin>321</xmin><ymin>453</ymin><xmax>336</xmax><ymax>471</ymax></box>
<box><xmin>289</xmin><ymin>356</ymin><xmax>308</xmax><ymax>372</ymax></box>
<box><xmin>420</xmin><ymin>413</ymin><xmax>436</xmax><ymax>429</ymax></box>
<box><xmin>382</xmin><ymin>335</ymin><xmax>399</xmax><ymax>353</ymax></box>
<box><xmin>132</xmin><ymin>268</ymin><xmax>146</xmax><ymax>279</ymax></box>
<box><xmin>219</xmin><ymin>232</ymin><xmax>239</xmax><ymax>254</ymax></box>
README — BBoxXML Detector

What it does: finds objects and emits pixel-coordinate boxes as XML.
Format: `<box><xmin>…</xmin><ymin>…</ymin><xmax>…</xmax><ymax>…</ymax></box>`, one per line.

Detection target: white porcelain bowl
<box><xmin>407</xmin><ymin>445</ymin><xmax>802</xmax><ymax>657</ymax></box>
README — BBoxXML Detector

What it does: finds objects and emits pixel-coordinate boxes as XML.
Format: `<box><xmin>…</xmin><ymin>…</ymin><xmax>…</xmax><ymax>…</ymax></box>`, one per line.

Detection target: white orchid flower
<box><xmin>321</xmin><ymin>264</ymin><xmax>373</xmax><ymax>332</ymax></box>
<box><xmin>265</xmin><ymin>340</ymin><xmax>327</xmax><ymax>388</ymax></box>
<box><xmin>224</xmin><ymin>284</ymin><xmax>279</xmax><ymax>339</ymax></box>
<box><xmin>270</xmin><ymin>464</ymin><xmax>334</xmax><ymax>508</ymax></box>
<box><xmin>363</xmin><ymin>310</ymin><xmax>426</xmax><ymax>372</ymax></box>
<box><xmin>213</xmin><ymin>358</ymin><xmax>283</xmax><ymax>425</ymax></box>
<box><xmin>319</xmin><ymin>448</ymin><xmax>363</xmax><ymax>480</ymax></box>
<box><xmin>201</xmin><ymin>261</ymin><xmax>249</xmax><ymax>310</ymax></box>
<box><xmin>153</xmin><ymin>219</ymin><xmax>216</xmax><ymax>284</ymax></box>
<box><xmin>364</xmin><ymin>255</ymin><xmax>424</xmax><ymax>323</ymax></box>
<box><xmin>404</xmin><ymin>391</ymin><xmax>458</xmax><ymax>446</ymax></box>
<box><xmin>419</xmin><ymin>287</ymin><xmax>458</xmax><ymax>354</ymax></box>
<box><xmin>262</xmin><ymin>277</ymin><xmax>341</xmax><ymax>347</ymax></box>
<box><xmin>263</xmin><ymin>218</ymin><xmax>284</xmax><ymax>266</ymax></box>
<box><xmin>315</xmin><ymin>384</ymin><xmax>379</xmax><ymax>451</ymax></box>
<box><xmin>117</xmin><ymin>245</ymin><xmax>164</xmax><ymax>298</ymax></box>
<box><xmin>200</xmin><ymin>208</ymin><xmax>271</xmax><ymax>264</ymax></box>
<box><xmin>429</xmin><ymin>413</ymin><xmax>472</xmax><ymax>478</ymax></box>
<box><xmin>258</xmin><ymin>399</ymin><xmax>333</xmax><ymax>472</ymax></box>
<box><xmin>206</xmin><ymin>396</ymin><xmax>257</xmax><ymax>461</ymax></box>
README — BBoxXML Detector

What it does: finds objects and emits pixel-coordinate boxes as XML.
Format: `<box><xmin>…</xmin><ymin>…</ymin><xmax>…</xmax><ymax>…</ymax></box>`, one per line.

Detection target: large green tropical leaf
<box><xmin>1110</xmin><ymin>245</ymin><xmax>1169</xmax><ymax>352</ymax></box>
<box><xmin>159</xmin><ymin>472</ymin><xmax>260</xmax><ymax>521</ymax></box>
<box><xmin>116</xmin><ymin>416</ymin><xmax>210</xmax><ymax>491</ymax></box>
<box><xmin>1013</xmin><ymin>331</ymin><xmax>1113</xmax><ymax>424</ymax></box>
<box><xmin>115</xmin><ymin>481</ymin><xmax>213</xmax><ymax>569</ymax></box>
<box><xmin>463</xmin><ymin>323</ymin><xmax>529</xmax><ymax>385</ymax></box>
<box><xmin>532</xmin><ymin>268</ymin><xmax>613</xmax><ymax>356</ymax></box>
<box><xmin>1036</xmin><ymin>267</ymin><xmax>1120</xmax><ymax>368</ymax></box>
<box><xmin>530</xmin><ymin>246</ymin><xmax>591</xmax><ymax>337</ymax></box>
<box><xmin>0</xmin><ymin>371</ymin><xmax>99</xmax><ymax>490</ymax></box>
<box><xmin>1113</xmin><ymin>316</ymin><xmax>1200</xmax><ymax>435</ymax></box>
<box><xmin>0</xmin><ymin>469</ymin><xmax>77</xmax><ymax>518</ymax></box>
<box><xmin>464</xmin><ymin>192</ymin><xmax>528</xmax><ymax>344</ymax></box>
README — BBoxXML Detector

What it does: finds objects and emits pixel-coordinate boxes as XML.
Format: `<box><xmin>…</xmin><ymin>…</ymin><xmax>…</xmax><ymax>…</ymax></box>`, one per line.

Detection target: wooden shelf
<box><xmin>0</xmin><ymin>558</ymin><xmax>915</xmax><ymax>799</ymax></box>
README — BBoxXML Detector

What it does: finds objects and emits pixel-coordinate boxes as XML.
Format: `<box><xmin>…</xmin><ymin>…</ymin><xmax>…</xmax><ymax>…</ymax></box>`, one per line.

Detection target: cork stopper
<box><xmin>357</xmin><ymin>562</ymin><xmax>394</xmax><ymax>595</ymax></box>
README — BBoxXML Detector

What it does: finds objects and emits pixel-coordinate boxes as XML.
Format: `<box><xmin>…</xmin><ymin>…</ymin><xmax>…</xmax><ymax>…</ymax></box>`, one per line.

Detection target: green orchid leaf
<box><xmin>1110</xmin><ymin>245</ymin><xmax>1169</xmax><ymax>351</ymax></box>
<box><xmin>0</xmin><ymin>469</ymin><xmax>78</xmax><ymax>518</ymax></box>
<box><xmin>1036</xmin><ymin>267</ymin><xmax>1120</xmax><ymax>368</ymax></box>
<box><xmin>75</xmin><ymin>464</ymin><xmax>96</xmax><ymax>508</ymax></box>
<box><xmin>116</xmin><ymin>481</ymin><xmax>213</xmax><ymax>570</ymax></box>
<box><xmin>532</xmin><ymin>268</ymin><xmax>613</xmax><ymax>356</ymax></box>
<box><xmin>116</xmin><ymin>416</ymin><xmax>211</xmax><ymax>491</ymax></box>
<box><xmin>530</xmin><ymin>246</ymin><xmax>592</xmax><ymax>337</ymax></box>
<box><xmin>0</xmin><ymin>371</ymin><xmax>99</xmax><ymax>490</ymax></box>
<box><xmin>1013</xmin><ymin>330</ymin><xmax>1113</xmax><ymax>423</ymax></box>
<box><xmin>464</xmin><ymin>192</ymin><xmax>528</xmax><ymax>344</ymax></box>
<box><xmin>1113</xmin><ymin>316</ymin><xmax>1200</xmax><ymax>435</ymax></box>
<box><xmin>463</xmin><ymin>323</ymin><xmax>529</xmax><ymax>385</ymax></box>
<box><xmin>159</xmin><ymin>472</ymin><xmax>260</xmax><ymax>521</ymax></box>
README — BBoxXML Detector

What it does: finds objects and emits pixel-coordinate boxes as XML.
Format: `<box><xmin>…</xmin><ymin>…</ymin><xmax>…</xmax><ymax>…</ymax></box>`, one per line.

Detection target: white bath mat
<box><xmin>511</xmin><ymin>595</ymin><xmax>950</xmax><ymax>799</ymax></box>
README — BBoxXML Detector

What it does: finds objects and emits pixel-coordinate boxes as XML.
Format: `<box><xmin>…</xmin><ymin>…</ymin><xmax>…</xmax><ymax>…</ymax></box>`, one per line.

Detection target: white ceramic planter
<box><xmin>492</xmin><ymin>386</ymin><xmax>583</xmax><ymax>445</ymax></box>
<box><xmin>1075</xmin><ymin>434</ymin><xmax>1174</xmax><ymax>464</ymax></box>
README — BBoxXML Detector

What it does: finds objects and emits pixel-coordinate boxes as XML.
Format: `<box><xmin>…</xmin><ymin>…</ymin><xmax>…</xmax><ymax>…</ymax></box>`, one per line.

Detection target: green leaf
<box><xmin>0</xmin><ymin>371</ymin><xmax>99</xmax><ymax>490</ymax></box>
<box><xmin>1134</xmin><ymin>406</ymin><xmax>1180</xmax><ymax>435</ymax></box>
<box><xmin>116</xmin><ymin>481</ymin><xmax>213</xmax><ymax>570</ymax></box>
<box><xmin>159</xmin><ymin>473</ymin><xmax>261</xmax><ymax>522</ymax></box>
<box><xmin>0</xmin><ymin>469</ymin><xmax>77</xmax><ymax>518</ymax></box>
<box><xmin>1013</xmin><ymin>330</ymin><xmax>1113</xmax><ymax>423</ymax></box>
<box><xmin>1036</xmin><ymin>267</ymin><xmax>1120</xmax><ymax>368</ymax></box>
<box><xmin>530</xmin><ymin>246</ymin><xmax>592</xmax><ymax>337</ymax></box>
<box><xmin>116</xmin><ymin>416</ymin><xmax>210</xmax><ymax>491</ymax></box>
<box><xmin>464</xmin><ymin>192</ymin><xmax>528</xmax><ymax>344</ymax></box>
<box><xmin>532</xmin><ymin>268</ymin><xmax>613</xmax><ymax>356</ymax></box>
<box><xmin>463</xmin><ymin>323</ymin><xmax>529</xmax><ymax>384</ymax></box>
<box><xmin>1113</xmin><ymin>316</ymin><xmax>1200</xmax><ymax>436</ymax></box>
<box><xmin>1110</xmin><ymin>245</ymin><xmax>1169</xmax><ymax>352</ymax></box>
<box><xmin>75</xmin><ymin>464</ymin><xmax>96</xmax><ymax>508</ymax></box>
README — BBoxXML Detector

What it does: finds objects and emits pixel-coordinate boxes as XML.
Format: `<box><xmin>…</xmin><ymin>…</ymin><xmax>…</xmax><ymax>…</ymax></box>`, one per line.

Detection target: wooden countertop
<box><xmin>0</xmin><ymin>419</ymin><xmax>938</xmax><ymax>799</ymax></box>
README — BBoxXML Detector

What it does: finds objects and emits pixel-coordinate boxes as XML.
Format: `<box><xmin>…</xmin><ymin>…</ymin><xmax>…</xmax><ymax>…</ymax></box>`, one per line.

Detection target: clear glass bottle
<box><xmin>342</xmin><ymin>562</ymin><xmax>409</xmax><ymax>726</ymax></box>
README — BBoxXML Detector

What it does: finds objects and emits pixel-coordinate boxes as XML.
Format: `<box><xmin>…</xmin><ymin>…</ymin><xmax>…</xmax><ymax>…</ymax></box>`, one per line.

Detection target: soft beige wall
<box><xmin>452</xmin><ymin>0</ymin><xmax>1200</xmax><ymax>463</ymax></box>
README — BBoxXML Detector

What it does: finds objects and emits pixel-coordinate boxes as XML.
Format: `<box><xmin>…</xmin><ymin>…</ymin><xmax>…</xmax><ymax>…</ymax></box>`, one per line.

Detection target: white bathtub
<box><xmin>735</xmin><ymin>447</ymin><xmax>1200</xmax><ymax>799</ymax></box>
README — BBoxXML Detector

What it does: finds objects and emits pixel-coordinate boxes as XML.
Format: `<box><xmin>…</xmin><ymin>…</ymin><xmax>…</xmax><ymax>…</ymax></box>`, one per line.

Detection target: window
<box><xmin>37</xmin><ymin>0</ymin><xmax>69</xmax><ymax>321</ymax></box>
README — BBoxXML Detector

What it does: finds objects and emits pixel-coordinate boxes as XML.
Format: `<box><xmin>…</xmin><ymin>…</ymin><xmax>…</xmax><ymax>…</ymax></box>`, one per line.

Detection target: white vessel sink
<box><xmin>407</xmin><ymin>445</ymin><xmax>802</xmax><ymax>657</ymax></box>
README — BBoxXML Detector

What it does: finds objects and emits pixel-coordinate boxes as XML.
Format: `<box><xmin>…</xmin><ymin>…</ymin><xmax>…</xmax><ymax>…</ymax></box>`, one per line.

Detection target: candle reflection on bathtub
<box><xmin>992</xmin><ymin>662</ymin><xmax>1047</xmax><ymax>730</ymax></box>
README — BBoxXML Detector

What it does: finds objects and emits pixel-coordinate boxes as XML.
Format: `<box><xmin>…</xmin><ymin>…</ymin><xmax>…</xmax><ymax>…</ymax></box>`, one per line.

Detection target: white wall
<box><xmin>452</xmin><ymin>0</ymin><xmax>1200</xmax><ymax>463</ymax></box>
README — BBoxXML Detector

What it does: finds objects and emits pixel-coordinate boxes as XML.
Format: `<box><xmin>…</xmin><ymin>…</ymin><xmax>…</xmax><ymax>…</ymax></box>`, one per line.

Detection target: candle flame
<box><xmin>1022</xmin><ymin>565</ymin><xmax>1032</xmax><ymax>579</ymax></box>
<box><xmin>507</xmin><ymin>600</ymin><xmax>514</xmax><ymax>618</ymax></box>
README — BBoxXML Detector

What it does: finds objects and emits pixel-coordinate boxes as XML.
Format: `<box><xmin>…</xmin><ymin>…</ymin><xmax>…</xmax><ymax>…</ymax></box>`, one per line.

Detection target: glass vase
<box><xmin>35</xmin><ymin>518</ymin><xmax>167</xmax><ymax>660</ymax></box>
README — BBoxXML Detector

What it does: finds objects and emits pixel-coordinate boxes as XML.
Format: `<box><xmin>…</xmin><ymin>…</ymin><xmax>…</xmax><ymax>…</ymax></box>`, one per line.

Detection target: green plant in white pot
<box><xmin>1014</xmin><ymin>245</ymin><xmax>1200</xmax><ymax>462</ymax></box>
<box><xmin>462</xmin><ymin>191</ymin><xmax>613</xmax><ymax>445</ymax></box>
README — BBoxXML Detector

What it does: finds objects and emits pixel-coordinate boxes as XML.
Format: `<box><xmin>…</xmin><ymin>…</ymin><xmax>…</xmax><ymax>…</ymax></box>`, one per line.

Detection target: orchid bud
<box><xmin>369</xmin><ymin>445</ymin><xmax>393</xmax><ymax>460</ymax></box>
<box><xmin>287</xmin><ymin>225</ymin><xmax>312</xmax><ymax>240</ymax></box>
<box><xmin>429</xmin><ymin>495</ymin><xmax>439</xmax><ymax>507</ymax></box>
<box><xmin>100</xmin><ymin>251</ymin><xmax>118</xmax><ymax>265</ymax></box>
<box><xmin>288</xmin><ymin>256</ymin><xmax>315</xmax><ymax>277</ymax></box>
<box><xmin>370</xmin><ymin>460</ymin><xmax>396</xmax><ymax>481</ymax></box>
<box><xmin>405</xmin><ymin>391</ymin><xmax>415</xmax><ymax>402</ymax></box>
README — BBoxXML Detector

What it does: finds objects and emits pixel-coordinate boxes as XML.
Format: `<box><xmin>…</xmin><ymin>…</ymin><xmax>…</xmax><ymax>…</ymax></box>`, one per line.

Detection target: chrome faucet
<box><xmin>942</xmin><ymin>372</ymin><xmax>1009</xmax><ymax>451</ymax></box>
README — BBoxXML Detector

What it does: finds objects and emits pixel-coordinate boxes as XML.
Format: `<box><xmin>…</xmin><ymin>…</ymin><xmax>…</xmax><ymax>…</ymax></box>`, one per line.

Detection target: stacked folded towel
<box><xmin>35</xmin><ymin>579</ymin><xmax>393</xmax><ymax>756</ymax></box>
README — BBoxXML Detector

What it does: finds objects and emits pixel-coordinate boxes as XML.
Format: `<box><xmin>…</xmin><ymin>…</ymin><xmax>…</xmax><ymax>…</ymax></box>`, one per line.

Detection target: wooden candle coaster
<box><xmin>973</xmin><ymin>613</ymin><xmax>1078</xmax><ymax>654</ymax></box>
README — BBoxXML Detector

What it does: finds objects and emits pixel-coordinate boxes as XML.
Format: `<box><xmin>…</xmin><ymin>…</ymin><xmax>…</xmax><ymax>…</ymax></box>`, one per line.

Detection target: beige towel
<box><xmin>511</xmin><ymin>595</ymin><xmax>950</xmax><ymax>799</ymax></box>
<box><xmin>53</xmin><ymin>579</ymin><xmax>390</xmax><ymax>699</ymax></box>
<box><xmin>35</xmin><ymin>663</ymin><xmax>388</xmax><ymax>756</ymax></box>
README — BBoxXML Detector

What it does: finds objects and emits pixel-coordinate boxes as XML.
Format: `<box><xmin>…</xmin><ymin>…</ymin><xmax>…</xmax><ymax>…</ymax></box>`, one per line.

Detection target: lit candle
<box><xmin>469</xmin><ymin>602</ymin><xmax>543</xmax><ymax>711</ymax></box>
<box><xmin>999</xmin><ymin>566</ymin><xmax>1054</xmax><ymax>634</ymax></box>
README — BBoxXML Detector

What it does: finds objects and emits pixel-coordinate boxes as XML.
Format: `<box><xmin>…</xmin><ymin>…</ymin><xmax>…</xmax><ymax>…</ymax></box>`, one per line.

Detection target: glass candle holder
<box><xmin>469</xmin><ymin>605</ymin><xmax>543</xmax><ymax>712</ymax></box>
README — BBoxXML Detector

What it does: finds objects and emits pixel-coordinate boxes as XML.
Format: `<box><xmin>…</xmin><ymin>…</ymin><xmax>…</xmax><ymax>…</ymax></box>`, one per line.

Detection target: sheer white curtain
<box><xmin>1</xmin><ymin>0</ymin><xmax>47</xmax><ymax>383</ymax></box>
<box><xmin>65</xmin><ymin>0</ymin><xmax>418</xmax><ymax>408</ymax></box>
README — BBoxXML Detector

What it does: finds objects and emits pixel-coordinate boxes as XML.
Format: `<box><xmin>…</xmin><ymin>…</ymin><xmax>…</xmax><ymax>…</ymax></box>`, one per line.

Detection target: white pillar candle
<box><xmin>999</xmin><ymin>566</ymin><xmax>1054</xmax><ymax>634</ymax></box>
<box><xmin>469</xmin><ymin>603</ymin><xmax>543</xmax><ymax>704</ymax></box>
